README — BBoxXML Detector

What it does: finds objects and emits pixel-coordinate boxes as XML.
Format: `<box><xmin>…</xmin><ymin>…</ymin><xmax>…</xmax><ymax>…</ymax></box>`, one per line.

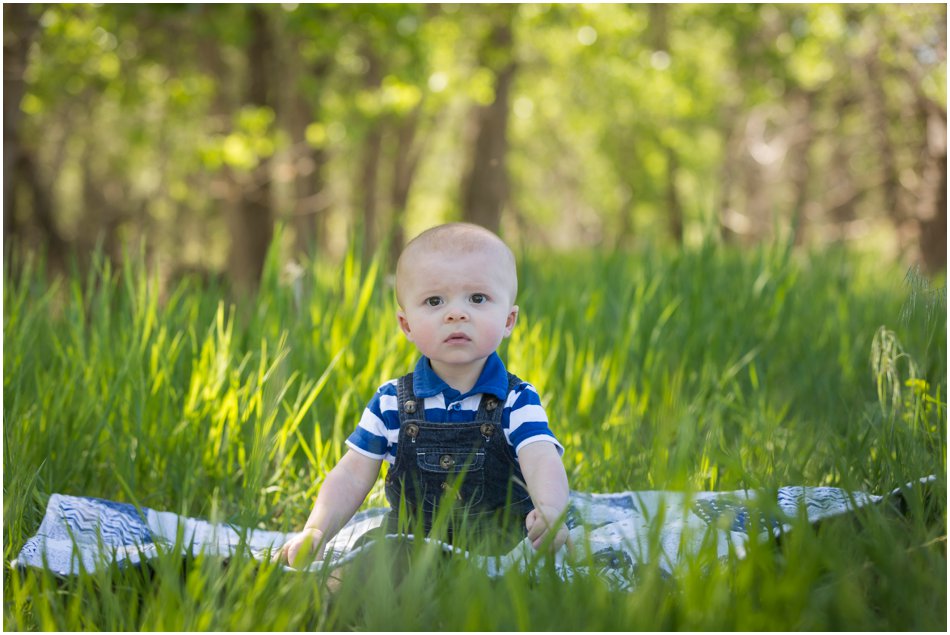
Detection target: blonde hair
<box><xmin>395</xmin><ymin>223</ymin><xmax>518</xmax><ymax>306</ymax></box>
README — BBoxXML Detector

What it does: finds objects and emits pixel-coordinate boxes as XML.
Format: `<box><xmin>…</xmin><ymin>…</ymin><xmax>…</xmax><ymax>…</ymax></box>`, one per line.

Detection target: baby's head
<box><xmin>395</xmin><ymin>223</ymin><xmax>518</xmax><ymax>309</ymax></box>
<box><xmin>395</xmin><ymin>223</ymin><xmax>520</xmax><ymax>375</ymax></box>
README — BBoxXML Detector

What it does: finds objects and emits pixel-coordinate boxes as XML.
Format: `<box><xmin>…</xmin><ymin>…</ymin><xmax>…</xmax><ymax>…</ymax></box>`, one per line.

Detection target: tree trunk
<box><xmin>461</xmin><ymin>7</ymin><xmax>517</xmax><ymax>234</ymax></box>
<box><xmin>389</xmin><ymin>106</ymin><xmax>426</xmax><ymax>269</ymax></box>
<box><xmin>229</xmin><ymin>6</ymin><xmax>275</xmax><ymax>293</ymax></box>
<box><xmin>717</xmin><ymin>107</ymin><xmax>742</xmax><ymax>244</ymax></box>
<box><xmin>291</xmin><ymin>57</ymin><xmax>332</xmax><ymax>258</ymax></box>
<box><xmin>866</xmin><ymin>44</ymin><xmax>902</xmax><ymax>225</ymax></box>
<box><xmin>648</xmin><ymin>4</ymin><xmax>683</xmax><ymax>245</ymax></box>
<box><xmin>917</xmin><ymin>101</ymin><xmax>947</xmax><ymax>273</ymax></box>
<box><xmin>292</xmin><ymin>116</ymin><xmax>330</xmax><ymax>258</ymax></box>
<box><xmin>192</xmin><ymin>6</ymin><xmax>239</xmax><ymax>286</ymax></box>
<box><xmin>610</xmin><ymin>134</ymin><xmax>640</xmax><ymax>250</ymax></box>
<box><xmin>3</xmin><ymin>4</ymin><xmax>41</xmax><ymax>248</ymax></box>
<box><xmin>789</xmin><ymin>90</ymin><xmax>816</xmax><ymax>246</ymax></box>
<box><xmin>358</xmin><ymin>48</ymin><xmax>384</xmax><ymax>264</ymax></box>
<box><xmin>15</xmin><ymin>150</ymin><xmax>67</xmax><ymax>269</ymax></box>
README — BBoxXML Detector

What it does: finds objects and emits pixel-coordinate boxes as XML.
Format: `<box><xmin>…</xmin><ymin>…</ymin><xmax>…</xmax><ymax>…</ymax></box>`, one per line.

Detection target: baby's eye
<box><xmin>424</xmin><ymin>296</ymin><xmax>443</xmax><ymax>307</ymax></box>
<box><xmin>469</xmin><ymin>293</ymin><xmax>488</xmax><ymax>304</ymax></box>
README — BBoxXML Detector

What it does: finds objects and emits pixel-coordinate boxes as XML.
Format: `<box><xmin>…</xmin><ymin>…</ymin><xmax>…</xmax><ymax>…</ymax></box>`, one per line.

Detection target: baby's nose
<box><xmin>445</xmin><ymin>305</ymin><xmax>469</xmax><ymax>321</ymax></box>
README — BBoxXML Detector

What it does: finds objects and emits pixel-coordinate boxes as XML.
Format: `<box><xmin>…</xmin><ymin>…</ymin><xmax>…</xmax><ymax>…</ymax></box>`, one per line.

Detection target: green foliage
<box><xmin>10</xmin><ymin>4</ymin><xmax>945</xmax><ymax>269</ymax></box>
<box><xmin>3</xmin><ymin>240</ymin><xmax>945</xmax><ymax>630</ymax></box>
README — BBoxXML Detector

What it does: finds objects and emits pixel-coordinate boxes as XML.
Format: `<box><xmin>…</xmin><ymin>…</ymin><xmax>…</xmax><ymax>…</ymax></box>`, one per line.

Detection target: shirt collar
<box><xmin>412</xmin><ymin>352</ymin><xmax>509</xmax><ymax>401</ymax></box>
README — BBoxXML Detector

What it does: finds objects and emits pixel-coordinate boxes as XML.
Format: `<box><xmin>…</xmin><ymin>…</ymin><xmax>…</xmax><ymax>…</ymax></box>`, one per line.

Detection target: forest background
<box><xmin>4</xmin><ymin>3</ymin><xmax>947</xmax><ymax>288</ymax></box>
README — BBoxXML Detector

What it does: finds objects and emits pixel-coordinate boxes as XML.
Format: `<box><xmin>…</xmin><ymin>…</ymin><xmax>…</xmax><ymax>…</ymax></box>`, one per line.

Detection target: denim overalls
<box><xmin>381</xmin><ymin>371</ymin><xmax>535</xmax><ymax>551</ymax></box>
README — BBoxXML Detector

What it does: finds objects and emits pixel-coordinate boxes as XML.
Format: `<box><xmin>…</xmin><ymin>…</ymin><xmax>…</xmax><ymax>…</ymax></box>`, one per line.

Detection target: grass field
<box><xmin>3</xmin><ymin>234</ymin><xmax>946</xmax><ymax>630</ymax></box>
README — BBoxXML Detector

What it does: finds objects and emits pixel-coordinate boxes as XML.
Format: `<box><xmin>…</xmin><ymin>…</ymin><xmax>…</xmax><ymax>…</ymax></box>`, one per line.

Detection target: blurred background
<box><xmin>3</xmin><ymin>3</ymin><xmax>946</xmax><ymax>292</ymax></box>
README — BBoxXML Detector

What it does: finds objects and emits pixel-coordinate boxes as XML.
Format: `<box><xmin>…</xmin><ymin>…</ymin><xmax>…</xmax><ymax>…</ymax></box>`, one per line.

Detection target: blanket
<box><xmin>12</xmin><ymin>478</ymin><xmax>933</xmax><ymax>592</ymax></box>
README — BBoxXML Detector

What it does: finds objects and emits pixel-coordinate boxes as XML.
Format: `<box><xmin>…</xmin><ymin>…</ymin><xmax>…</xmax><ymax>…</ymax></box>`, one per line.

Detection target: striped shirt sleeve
<box><xmin>345</xmin><ymin>380</ymin><xmax>400</xmax><ymax>462</ymax></box>
<box><xmin>503</xmin><ymin>381</ymin><xmax>563</xmax><ymax>456</ymax></box>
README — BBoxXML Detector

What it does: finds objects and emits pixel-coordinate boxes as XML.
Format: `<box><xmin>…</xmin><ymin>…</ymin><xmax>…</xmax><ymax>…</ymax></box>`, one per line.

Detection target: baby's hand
<box><xmin>274</xmin><ymin>527</ymin><xmax>325</xmax><ymax>567</ymax></box>
<box><xmin>525</xmin><ymin>506</ymin><xmax>569</xmax><ymax>552</ymax></box>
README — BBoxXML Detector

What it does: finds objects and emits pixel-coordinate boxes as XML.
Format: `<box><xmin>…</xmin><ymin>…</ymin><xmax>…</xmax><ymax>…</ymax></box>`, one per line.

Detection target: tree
<box><xmin>461</xmin><ymin>5</ymin><xmax>517</xmax><ymax>234</ymax></box>
<box><xmin>5</xmin><ymin>3</ymin><xmax>945</xmax><ymax>283</ymax></box>
<box><xmin>228</xmin><ymin>6</ymin><xmax>276</xmax><ymax>293</ymax></box>
<box><xmin>3</xmin><ymin>4</ymin><xmax>41</xmax><ymax>245</ymax></box>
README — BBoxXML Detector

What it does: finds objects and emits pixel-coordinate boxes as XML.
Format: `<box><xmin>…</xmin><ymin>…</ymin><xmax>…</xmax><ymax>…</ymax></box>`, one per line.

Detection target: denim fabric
<box><xmin>383</xmin><ymin>371</ymin><xmax>534</xmax><ymax>547</ymax></box>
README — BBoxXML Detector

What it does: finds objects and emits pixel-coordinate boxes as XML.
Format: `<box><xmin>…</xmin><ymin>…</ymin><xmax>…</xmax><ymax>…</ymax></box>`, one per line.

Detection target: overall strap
<box><xmin>476</xmin><ymin>372</ymin><xmax>524</xmax><ymax>423</ymax></box>
<box><xmin>396</xmin><ymin>372</ymin><xmax>424</xmax><ymax>424</ymax></box>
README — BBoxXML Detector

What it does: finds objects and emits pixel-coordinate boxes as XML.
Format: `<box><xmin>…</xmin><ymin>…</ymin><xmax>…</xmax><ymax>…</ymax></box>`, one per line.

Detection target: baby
<box><xmin>278</xmin><ymin>222</ymin><xmax>569</xmax><ymax>565</ymax></box>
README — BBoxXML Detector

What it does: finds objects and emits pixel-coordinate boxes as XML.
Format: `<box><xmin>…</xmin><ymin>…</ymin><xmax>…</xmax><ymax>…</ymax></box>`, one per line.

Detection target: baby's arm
<box><xmin>518</xmin><ymin>442</ymin><xmax>570</xmax><ymax>551</ymax></box>
<box><xmin>278</xmin><ymin>449</ymin><xmax>382</xmax><ymax>566</ymax></box>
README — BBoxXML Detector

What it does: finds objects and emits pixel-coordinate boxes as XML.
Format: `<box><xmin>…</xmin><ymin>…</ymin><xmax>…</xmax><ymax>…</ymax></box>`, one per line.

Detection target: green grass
<box><xmin>3</xmin><ymin>232</ymin><xmax>946</xmax><ymax>630</ymax></box>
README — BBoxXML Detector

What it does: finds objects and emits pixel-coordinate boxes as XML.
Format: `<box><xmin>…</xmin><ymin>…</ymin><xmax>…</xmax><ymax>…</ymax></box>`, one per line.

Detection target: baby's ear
<box><xmin>504</xmin><ymin>305</ymin><xmax>519</xmax><ymax>336</ymax></box>
<box><xmin>397</xmin><ymin>310</ymin><xmax>413</xmax><ymax>340</ymax></box>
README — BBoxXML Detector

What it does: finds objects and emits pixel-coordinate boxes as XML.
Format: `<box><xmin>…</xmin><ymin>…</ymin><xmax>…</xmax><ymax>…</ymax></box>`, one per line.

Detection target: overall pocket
<box><xmin>416</xmin><ymin>448</ymin><xmax>486</xmax><ymax>509</ymax></box>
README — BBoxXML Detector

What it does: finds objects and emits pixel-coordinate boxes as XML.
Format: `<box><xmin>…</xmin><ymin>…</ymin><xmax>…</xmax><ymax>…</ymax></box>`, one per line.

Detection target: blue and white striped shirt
<box><xmin>346</xmin><ymin>353</ymin><xmax>562</xmax><ymax>464</ymax></box>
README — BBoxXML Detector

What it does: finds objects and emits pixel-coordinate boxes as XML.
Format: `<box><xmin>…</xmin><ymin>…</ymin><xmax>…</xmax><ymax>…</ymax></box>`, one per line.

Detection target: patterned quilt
<box><xmin>12</xmin><ymin>478</ymin><xmax>933</xmax><ymax>592</ymax></box>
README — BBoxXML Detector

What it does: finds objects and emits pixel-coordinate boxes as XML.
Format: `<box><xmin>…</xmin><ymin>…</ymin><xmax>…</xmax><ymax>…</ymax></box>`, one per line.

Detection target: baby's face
<box><xmin>396</xmin><ymin>248</ymin><xmax>518</xmax><ymax>375</ymax></box>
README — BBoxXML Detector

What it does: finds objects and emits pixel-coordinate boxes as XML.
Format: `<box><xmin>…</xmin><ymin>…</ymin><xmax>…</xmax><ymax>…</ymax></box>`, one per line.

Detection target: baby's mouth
<box><xmin>444</xmin><ymin>333</ymin><xmax>471</xmax><ymax>344</ymax></box>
